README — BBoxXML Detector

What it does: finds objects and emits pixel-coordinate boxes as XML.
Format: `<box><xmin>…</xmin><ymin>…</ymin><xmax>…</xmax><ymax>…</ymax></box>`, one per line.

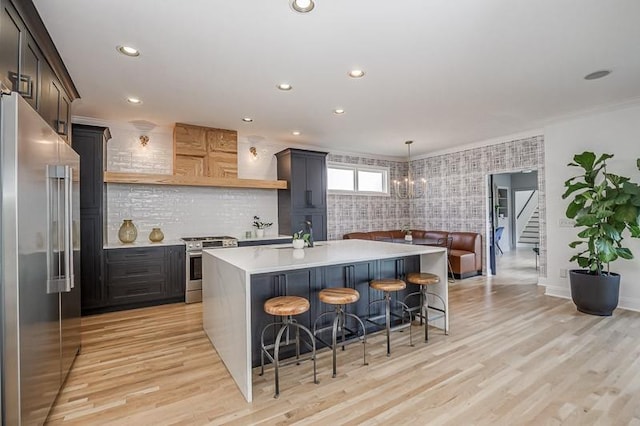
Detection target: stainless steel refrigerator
<box><xmin>1</xmin><ymin>92</ymin><xmax>81</xmax><ymax>425</ymax></box>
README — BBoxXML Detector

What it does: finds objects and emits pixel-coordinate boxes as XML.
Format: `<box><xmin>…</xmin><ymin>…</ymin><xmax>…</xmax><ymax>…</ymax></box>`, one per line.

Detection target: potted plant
<box><xmin>292</xmin><ymin>230</ymin><xmax>310</xmax><ymax>249</ymax></box>
<box><xmin>252</xmin><ymin>215</ymin><xmax>273</xmax><ymax>238</ymax></box>
<box><xmin>562</xmin><ymin>152</ymin><xmax>640</xmax><ymax>316</ymax></box>
<box><xmin>401</xmin><ymin>225</ymin><xmax>413</xmax><ymax>241</ymax></box>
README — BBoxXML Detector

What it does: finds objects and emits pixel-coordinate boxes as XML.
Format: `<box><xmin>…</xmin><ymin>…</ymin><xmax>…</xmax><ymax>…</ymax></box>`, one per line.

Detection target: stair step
<box><xmin>519</xmin><ymin>237</ymin><xmax>539</xmax><ymax>243</ymax></box>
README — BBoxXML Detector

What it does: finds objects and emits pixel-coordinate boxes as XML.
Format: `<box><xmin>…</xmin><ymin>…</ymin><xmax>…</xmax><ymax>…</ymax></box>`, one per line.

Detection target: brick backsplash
<box><xmin>106</xmin><ymin>184</ymin><xmax>278</xmax><ymax>243</ymax></box>
<box><xmin>103</xmin><ymin>121</ymin><xmax>279</xmax><ymax>243</ymax></box>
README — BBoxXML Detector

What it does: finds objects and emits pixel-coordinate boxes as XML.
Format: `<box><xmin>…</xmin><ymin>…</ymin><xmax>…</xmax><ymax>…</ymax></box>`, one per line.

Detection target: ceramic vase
<box><xmin>149</xmin><ymin>227</ymin><xmax>164</xmax><ymax>243</ymax></box>
<box><xmin>118</xmin><ymin>219</ymin><xmax>138</xmax><ymax>243</ymax></box>
<box><xmin>255</xmin><ymin>229</ymin><xmax>265</xmax><ymax>238</ymax></box>
<box><xmin>292</xmin><ymin>239</ymin><xmax>305</xmax><ymax>249</ymax></box>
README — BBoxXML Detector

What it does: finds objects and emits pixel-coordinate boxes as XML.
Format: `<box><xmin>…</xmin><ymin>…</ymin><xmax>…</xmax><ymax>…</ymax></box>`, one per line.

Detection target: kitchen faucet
<box><xmin>303</xmin><ymin>220</ymin><xmax>314</xmax><ymax>247</ymax></box>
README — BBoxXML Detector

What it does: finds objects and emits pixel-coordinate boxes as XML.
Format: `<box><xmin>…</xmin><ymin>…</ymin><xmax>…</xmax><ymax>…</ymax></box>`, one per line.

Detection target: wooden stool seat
<box><xmin>406</xmin><ymin>272</ymin><xmax>440</xmax><ymax>286</ymax></box>
<box><xmin>370</xmin><ymin>279</ymin><xmax>406</xmax><ymax>292</ymax></box>
<box><xmin>319</xmin><ymin>288</ymin><xmax>360</xmax><ymax>305</ymax></box>
<box><xmin>264</xmin><ymin>296</ymin><xmax>310</xmax><ymax>316</ymax></box>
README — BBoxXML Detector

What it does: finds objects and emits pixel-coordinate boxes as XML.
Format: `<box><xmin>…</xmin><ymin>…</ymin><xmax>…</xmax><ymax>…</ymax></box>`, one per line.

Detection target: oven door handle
<box><xmin>187</xmin><ymin>251</ymin><xmax>202</xmax><ymax>257</ymax></box>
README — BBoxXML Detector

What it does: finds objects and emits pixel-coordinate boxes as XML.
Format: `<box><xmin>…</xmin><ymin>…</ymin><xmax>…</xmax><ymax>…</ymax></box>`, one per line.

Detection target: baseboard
<box><xmin>542</xmin><ymin>282</ymin><xmax>640</xmax><ymax>313</ymax></box>
<box><xmin>452</xmin><ymin>271</ymin><xmax>482</xmax><ymax>280</ymax></box>
<box><xmin>543</xmin><ymin>283</ymin><xmax>571</xmax><ymax>299</ymax></box>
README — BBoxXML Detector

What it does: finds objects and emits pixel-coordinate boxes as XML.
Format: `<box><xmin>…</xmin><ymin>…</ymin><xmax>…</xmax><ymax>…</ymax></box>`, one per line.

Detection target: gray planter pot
<box><xmin>569</xmin><ymin>270</ymin><xmax>620</xmax><ymax>316</ymax></box>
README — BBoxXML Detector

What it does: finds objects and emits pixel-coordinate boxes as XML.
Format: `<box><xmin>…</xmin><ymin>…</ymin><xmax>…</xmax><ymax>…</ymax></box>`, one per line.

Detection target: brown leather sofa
<box><xmin>343</xmin><ymin>230</ymin><xmax>482</xmax><ymax>279</ymax></box>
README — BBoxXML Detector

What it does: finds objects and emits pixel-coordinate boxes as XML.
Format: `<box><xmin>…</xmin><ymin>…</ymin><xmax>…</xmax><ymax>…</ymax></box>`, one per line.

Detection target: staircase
<box><xmin>518</xmin><ymin>207</ymin><xmax>539</xmax><ymax>245</ymax></box>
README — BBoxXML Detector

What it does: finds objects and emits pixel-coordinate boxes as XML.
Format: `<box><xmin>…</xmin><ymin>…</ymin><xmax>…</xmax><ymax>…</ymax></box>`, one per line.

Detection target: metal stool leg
<box><xmin>331</xmin><ymin>310</ymin><xmax>340</xmax><ymax>377</ymax></box>
<box><xmin>423</xmin><ymin>287</ymin><xmax>429</xmax><ymax>342</ymax></box>
<box><xmin>273</xmin><ymin>322</ymin><xmax>289</xmax><ymax>398</ymax></box>
<box><xmin>385</xmin><ymin>291</ymin><xmax>391</xmax><ymax>356</ymax></box>
<box><xmin>297</xmin><ymin>324</ymin><xmax>318</xmax><ymax>386</ymax></box>
<box><xmin>344</xmin><ymin>312</ymin><xmax>368</xmax><ymax>367</ymax></box>
<box><xmin>340</xmin><ymin>306</ymin><xmax>346</xmax><ymax>351</ymax></box>
<box><xmin>426</xmin><ymin>291</ymin><xmax>448</xmax><ymax>336</ymax></box>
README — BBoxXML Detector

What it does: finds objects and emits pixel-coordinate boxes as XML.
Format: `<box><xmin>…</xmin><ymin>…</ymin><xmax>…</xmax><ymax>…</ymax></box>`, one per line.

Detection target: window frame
<box><xmin>327</xmin><ymin>162</ymin><xmax>390</xmax><ymax>196</ymax></box>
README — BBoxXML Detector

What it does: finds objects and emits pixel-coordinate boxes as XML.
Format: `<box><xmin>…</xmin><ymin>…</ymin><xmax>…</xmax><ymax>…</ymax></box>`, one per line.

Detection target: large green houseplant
<box><xmin>562</xmin><ymin>152</ymin><xmax>640</xmax><ymax>315</ymax></box>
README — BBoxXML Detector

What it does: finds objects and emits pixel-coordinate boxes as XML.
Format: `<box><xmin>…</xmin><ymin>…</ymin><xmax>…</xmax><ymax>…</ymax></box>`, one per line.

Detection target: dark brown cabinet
<box><xmin>104</xmin><ymin>246</ymin><xmax>185</xmax><ymax>313</ymax></box>
<box><xmin>72</xmin><ymin>124</ymin><xmax>110</xmax><ymax>315</ymax></box>
<box><xmin>1</xmin><ymin>0</ymin><xmax>24</xmax><ymax>93</ymax></box>
<box><xmin>21</xmin><ymin>32</ymin><xmax>42</xmax><ymax>109</ymax></box>
<box><xmin>276</xmin><ymin>148</ymin><xmax>328</xmax><ymax>241</ymax></box>
<box><xmin>0</xmin><ymin>0</ymin><xmax>78</xmax><ymax>141</ymax></box>
<box><xmin>41</xmin><ymin>72</ymin><xmax>71</xmax><ymax>141</ymax></box>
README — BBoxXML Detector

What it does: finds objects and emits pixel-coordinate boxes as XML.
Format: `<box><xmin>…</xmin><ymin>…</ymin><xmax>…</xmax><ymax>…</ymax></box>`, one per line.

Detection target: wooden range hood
<box><xmin>104</xmin><ymin>123</ymin><xmax>287</xmax><ymax>190</ymax></box>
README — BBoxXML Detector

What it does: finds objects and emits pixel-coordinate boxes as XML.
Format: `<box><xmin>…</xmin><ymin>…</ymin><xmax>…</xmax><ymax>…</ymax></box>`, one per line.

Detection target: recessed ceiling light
<box><xmin>333</xmin><ymin>109</ymin><xmax>345</xmax><ymax>115</ymax></box>
<box><xmin>277</xmin><ymin>83</ymin><xmax>293</xmax><ymax>91</ymax></box>
<box><xmin>290</xmin><ymin>0</ymin><xmax>315</xmax><ymax>13</ymax></box>
<box><xmin>348</xmin><ymin>69</ymin><xmax>365</xmax><ymax>78</ymax></box>
<box><xmin>584</xmin><ymin>70</ymin><xmax>611</xmax><ymax>80</ymax></box>
<box><xmin>292</xmin><ymin>131</ymin><xmax>301</xmax><ymax>136</ymax></box>
<box><xmin>117</xmin><ymin>45</ymin><xmax>140</xmax><ymax>57</ymax></box>
<box><xmin>127</xmin><ymin>97</ymin><xmax>142</xmax><ymax>104</ymax></box>
<box><xmin>242</xmin><ymin>117</ymin><xmax>254</xmax><ymax>122</ymax></box>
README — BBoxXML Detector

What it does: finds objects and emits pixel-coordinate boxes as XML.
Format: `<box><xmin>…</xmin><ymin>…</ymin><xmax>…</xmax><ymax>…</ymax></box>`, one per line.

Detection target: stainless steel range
<box><xmin>182</xmin><ymin>236</ymin><xmax>238</xmax><ymax>303</ymax></box>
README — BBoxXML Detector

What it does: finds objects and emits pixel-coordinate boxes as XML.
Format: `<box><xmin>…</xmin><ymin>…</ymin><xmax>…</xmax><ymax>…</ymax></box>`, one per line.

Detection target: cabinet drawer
<box><xmin>106</xmin><ymin>247</ymin><xmax>164</xmax><ymax>263</ymax></box>
<box><xmin>107</xmin><ymin>276</ymin><xmax>165</xmax><ymax>301</ymax></box>
<box><xmin>106</xmin><ymin>260</ymin><xmax>165</xmax><ymax>279</ymax></box>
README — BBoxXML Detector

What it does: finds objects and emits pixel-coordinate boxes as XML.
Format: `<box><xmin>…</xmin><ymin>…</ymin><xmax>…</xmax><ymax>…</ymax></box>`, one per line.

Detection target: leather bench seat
<box><xmin>343</xmin><ymin>230</ymin><xmax>482</xmax><ymax>279</ymax></box>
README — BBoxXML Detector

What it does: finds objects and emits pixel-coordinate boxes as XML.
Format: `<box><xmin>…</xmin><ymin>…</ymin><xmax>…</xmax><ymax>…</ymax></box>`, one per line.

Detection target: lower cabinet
<box><xmin>249</xmin><ymin>255</ymin><xmax>419</xmax><ymax>366</ymax></box>
<box><xmin>96</xmin><ymin>245</ymin><xmax>185</xmax><ymax>314</ymax></box>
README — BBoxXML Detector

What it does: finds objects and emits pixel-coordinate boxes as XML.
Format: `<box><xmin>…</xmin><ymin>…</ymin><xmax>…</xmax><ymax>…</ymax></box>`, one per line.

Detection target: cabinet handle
<box><xmin>57</xmin><ymin>120</ymin><xmax>68</xmax><ymax>136</ymax></box>
<box><xmin>305</xmin><ymin>190</ymin><xmax>312</xmax><ymax>207</ymax></box>
<box><xmin>126</xmin><ymin>267</ymin><xmax>152</xmax><ymax>275</ymax></box>
<box><xmin>16</xmin><ymin>73</ymin><xmax>33</xmax><ymax>99</ymax></box>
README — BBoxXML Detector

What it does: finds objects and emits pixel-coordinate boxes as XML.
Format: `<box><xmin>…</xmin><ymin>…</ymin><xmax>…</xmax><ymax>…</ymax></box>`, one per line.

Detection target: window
<box><xmin>327</xmin><ymin>163</ymin><xmax>389</xmax><ymax>195</ymax></box>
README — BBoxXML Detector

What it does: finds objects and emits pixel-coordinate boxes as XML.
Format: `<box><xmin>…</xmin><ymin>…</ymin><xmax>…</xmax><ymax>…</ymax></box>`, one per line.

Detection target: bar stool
<box><xmin>313</xmin><ymin>288</ymin><xmax>367</xmax><ymax>378</ymax></box>
<box><xmin>259</xmin><ymin>295</ymin><xmax>317</xmax><ymax>398</ymax></box>
<box><xmin>368</xmin><ymin>279</ymin><xmax>413</xmax><ymax>356</ymax></box>
<box><xmin>404</xmin><ymin>272</ymin><xmax>447</xmax><ymax>342</ymax></box>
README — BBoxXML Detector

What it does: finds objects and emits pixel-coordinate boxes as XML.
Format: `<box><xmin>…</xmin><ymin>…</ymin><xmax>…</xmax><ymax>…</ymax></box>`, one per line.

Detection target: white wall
<box><xmin>542</xmin><ymin>103</ymin><xmax>640</xmax><ymax>312</ymax></box>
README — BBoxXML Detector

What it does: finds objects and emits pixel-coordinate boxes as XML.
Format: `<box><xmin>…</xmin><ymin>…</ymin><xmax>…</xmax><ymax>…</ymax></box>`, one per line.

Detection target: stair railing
<box><xmin>517</xmin><ymin>190</ymin><xmax>537</xmax><ymax>220</ymax></box>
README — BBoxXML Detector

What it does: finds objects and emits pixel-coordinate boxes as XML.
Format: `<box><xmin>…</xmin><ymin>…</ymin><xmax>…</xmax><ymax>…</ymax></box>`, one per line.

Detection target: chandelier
<box><xmin>393</xmin><ymin>140</ymin><xmax>426</xmax><ymax>199</ymax></box>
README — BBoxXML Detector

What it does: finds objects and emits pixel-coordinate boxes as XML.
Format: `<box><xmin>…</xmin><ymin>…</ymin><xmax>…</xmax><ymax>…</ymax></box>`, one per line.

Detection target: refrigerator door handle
<box><xmin>64</xmin><ymin>165</ymin><xmax>74</xmax><ymax>291</ymax></box>
<box><xmin>46</xmin><ymin>164</ymin><xmax>68</xmax><ymax>293</ymax></box>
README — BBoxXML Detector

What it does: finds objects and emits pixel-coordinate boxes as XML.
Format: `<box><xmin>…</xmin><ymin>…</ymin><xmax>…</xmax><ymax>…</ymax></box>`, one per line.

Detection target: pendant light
<box><xmin>393</xmin><ymin>141</ymin><xmax>426</xmax><ymax>198</ymax></box>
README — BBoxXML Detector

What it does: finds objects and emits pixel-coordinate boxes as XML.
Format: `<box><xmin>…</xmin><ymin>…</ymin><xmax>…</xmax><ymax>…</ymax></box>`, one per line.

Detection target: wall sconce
<box><xmin>249</xmin><ymin>146</ymin><xmax>258</xmax><ymax>158</ymax></box>
<box><xmin>139</xmin><ymin>135</ymin><xmax>149</xmax><ymax>147</ymax></box>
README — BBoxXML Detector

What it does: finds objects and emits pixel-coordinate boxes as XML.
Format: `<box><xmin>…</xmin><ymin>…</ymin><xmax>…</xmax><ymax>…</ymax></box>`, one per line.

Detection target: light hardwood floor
<box><xmin>46</xmin><ymin>269</ymin><xmax>640</xmax><ymax>425</ymax></box>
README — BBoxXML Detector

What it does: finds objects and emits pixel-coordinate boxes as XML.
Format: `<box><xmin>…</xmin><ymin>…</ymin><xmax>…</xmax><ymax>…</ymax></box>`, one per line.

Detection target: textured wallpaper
<box><xmin>326</xmin><ymin>136</ymin><xmax>546</xmax><ymax>276</ymax></box>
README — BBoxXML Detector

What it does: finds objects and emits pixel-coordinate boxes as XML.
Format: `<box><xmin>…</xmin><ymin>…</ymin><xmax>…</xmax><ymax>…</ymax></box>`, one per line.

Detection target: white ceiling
<box><xmin>34</xmin><ymin>0</ymin><xmax>640</xmax><ymax>157</ymax></box>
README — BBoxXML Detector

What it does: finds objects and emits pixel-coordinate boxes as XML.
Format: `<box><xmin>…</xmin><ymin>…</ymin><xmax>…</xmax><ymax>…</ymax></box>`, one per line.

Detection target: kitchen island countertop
<box><xmin>204</xmin><ymin>239</ymin><xmax>445</xmax><ymax>274</ymax></box>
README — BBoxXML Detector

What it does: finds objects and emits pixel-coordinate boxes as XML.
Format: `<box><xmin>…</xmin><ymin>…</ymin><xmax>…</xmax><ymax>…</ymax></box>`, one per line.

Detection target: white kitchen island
<box><xmin>202</xmin><ymin>239</ymin><xmax>448</xmax><ymax>402</ymax></box>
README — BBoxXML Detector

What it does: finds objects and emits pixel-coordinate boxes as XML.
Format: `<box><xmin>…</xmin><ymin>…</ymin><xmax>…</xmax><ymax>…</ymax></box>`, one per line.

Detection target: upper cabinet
<box><xmin>0</xmin><ymin>0</ymin><xmax>79</xmax><ymax>142</ymax></box>
<box><xmin>276</xmin><ymin>148</ymin><xmax>328</xmax><ymax>241</ymax></box>
<box><xmin>0</xmin><ymin>1</ymin><xmax>23</xmax><ymax>93</ymax></box>
<box><xmin>174</xmin><ymin>123</ymin><xmax>238</xmax><ymax>178</ymax></box>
